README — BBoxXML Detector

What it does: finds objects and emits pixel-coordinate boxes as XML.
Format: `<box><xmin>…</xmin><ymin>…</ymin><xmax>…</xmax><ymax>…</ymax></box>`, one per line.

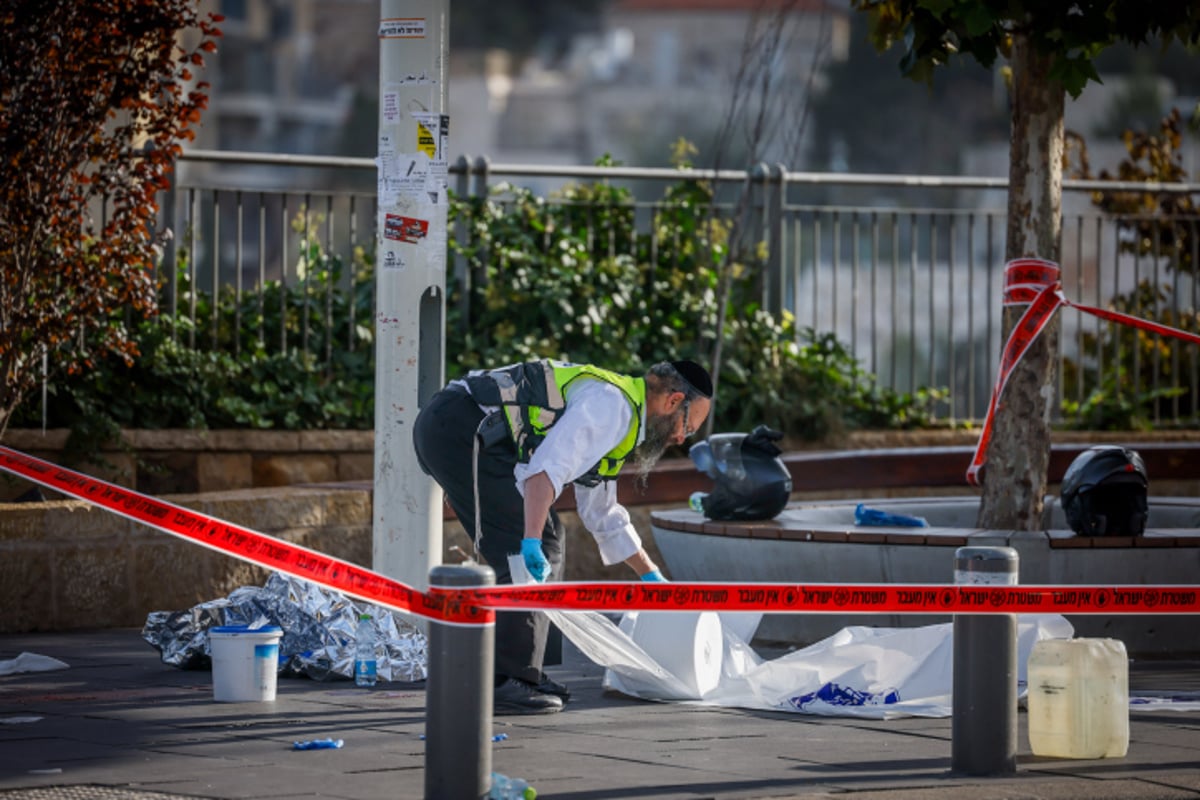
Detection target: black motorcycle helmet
<box><xmin>688</xmin><ymin>425</ymin><xmax>792</xmax><ymax>521</ymax></box>
<box><xmin>1060</xmin><ymin>445</ymin><xmax>1149</xmax><ymax>537</ymax></box>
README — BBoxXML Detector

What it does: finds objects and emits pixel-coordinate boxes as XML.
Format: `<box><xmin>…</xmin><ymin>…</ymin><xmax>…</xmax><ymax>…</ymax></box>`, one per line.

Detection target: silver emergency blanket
<box><xmin>142</xmin><ymin>572</ymin><xmax>427</xmax><ymax>682</ymax></box>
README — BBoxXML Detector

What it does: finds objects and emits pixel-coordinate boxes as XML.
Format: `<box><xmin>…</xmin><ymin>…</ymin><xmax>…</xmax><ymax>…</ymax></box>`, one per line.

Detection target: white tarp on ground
<box><xmin>0</xmin><ymin>652</ymin><xmax>69</xmax><ymax>676</ymax></box>
<box><xmin>549</xmin><ymin>606</ymin><xmax>1074</xmax><ymax>719</ymax></box>
<box><xmin>506</xmin><ymin>561</ymin><xmax>1200</xmax><ymax>717</ymax></box>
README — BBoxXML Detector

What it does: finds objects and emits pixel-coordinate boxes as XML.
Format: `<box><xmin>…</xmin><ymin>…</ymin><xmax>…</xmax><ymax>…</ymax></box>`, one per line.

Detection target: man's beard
<box><xmin>630</xmin><ymin>410</ymin><xmax>679</xmax><ymax>488</ymax></box>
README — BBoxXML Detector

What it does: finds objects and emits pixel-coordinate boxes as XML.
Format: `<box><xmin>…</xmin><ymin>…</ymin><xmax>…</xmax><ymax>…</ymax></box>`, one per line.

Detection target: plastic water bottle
<box><xmin>354</xmin><ymin>613</ymin><xmax>377</xmax><ymax>687</ymax></box>
<box><xmin>488</xmin><ymin>772</ymin><xmax>536</xmax><ymax>800</ymax></box>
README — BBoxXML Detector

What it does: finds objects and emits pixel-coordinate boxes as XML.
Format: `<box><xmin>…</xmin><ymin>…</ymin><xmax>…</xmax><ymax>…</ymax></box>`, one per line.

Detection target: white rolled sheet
<box><xmin>624</xmin><ymin>611</ymin><xmax>724</xmax><ymax>699</ymax></box>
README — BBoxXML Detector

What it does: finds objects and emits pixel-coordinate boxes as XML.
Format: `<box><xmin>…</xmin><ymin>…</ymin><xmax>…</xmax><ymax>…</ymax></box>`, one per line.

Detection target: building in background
<box><xmin>486</xmin><ymin>0</ymin><xmax>850</xmax><ymax>167</ymax></box>
<box><xmin>189</xmin><ymin>0</ymin><xmax>852</xmax><ymax>173</ymax></box>
<box><xmin>187</xmin><ymin>0</ymin><xmax>1196</xmax><ymax>184</ymax></box>
<box><xmin>184</xmin><ymin>0</ymin><xmax>375</xmax><ymax>190</ymax></box>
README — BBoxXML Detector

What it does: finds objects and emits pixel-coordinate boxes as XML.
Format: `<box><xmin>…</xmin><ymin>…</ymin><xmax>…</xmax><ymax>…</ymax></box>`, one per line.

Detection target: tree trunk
<box><xmin>976</xmin><ymin>33</ymin><xmax>1064</xmax><ymax>530</ymax></box>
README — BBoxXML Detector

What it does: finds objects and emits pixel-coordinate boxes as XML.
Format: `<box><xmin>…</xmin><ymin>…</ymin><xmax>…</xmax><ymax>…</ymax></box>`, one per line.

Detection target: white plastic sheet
<box><xmin>541</xmin><ymin>585</ymin><xmax>1076</xmax><ymax>718</ymax></box>
<box><xmin>1129</xmin><ymin>695</ymin><xmax>1200</xmax><ymax>712</ymax></box>
<box><xmin>0</xmin><ymin>652</ymin><xmax>69</xmax><ymax>676</ymax></box>
<box><xmin>511</xmin><ymin>557</ymin><xmax>1068</xmax><ymax>718</ymax></box>
<box><xmin>504</xmin><ymin>560</ymin><xmax>1198</xmax><ymax>717</ymax></box>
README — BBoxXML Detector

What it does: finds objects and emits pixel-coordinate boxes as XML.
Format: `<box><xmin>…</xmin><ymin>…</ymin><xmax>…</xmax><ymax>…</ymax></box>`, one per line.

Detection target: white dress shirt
<box><xmin>511</xmin><ymin>378</ymin><xmax>644</xmax><ymax>566</ymax></box>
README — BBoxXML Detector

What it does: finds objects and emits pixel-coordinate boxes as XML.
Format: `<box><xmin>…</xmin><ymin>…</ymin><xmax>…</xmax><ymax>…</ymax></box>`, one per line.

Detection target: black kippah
<box><xmin>671</xmin><ymin>359</ymin><xmax>714</xmax><ymax>398</ymax></box>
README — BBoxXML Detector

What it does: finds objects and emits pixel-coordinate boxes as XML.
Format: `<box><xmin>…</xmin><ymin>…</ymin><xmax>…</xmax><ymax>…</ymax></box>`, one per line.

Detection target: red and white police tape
<box><xmin>2</xmin><ymin>444</ymin><xmax>1198</xmax><ymax>621</ymax></box>
<box><xmin>0</xmin><ymin>445</ymin><xmax>487</xmax><ymax>625</ymax></box>
<box><xmin>967</xmin><ymin>258</ymin><xmax>1200</xmax><ymax>486</ymax></box>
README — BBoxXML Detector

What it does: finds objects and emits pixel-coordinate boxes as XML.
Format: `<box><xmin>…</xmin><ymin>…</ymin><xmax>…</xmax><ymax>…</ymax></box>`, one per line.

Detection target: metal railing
<box><xmin>156</xmin><ymin>149</ymin><xmax>1200</xmax><ymax>427</ymax></box>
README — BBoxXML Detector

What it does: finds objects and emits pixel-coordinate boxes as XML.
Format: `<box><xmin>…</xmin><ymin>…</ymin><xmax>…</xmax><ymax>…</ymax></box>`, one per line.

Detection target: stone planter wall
<box><xmin>2</xmin><ymin>427</ymin><xmax>1196</xmax><ymax>633</ymax></box>
<box><xmin>6</xmin><ymin>427</ymin><xmax>1197</xmax><ymax>501</ymax></box>
<box><xmin>0</xmin><ymin>486</ymin><xmax>371</xmax><ymax>633</ymax></box>
<box><xmin>0</xmin><ymin>484</ymin><xmax>676</xmax><ymax>633</ymax></box>
<box><xmin>0</xmin><ymin>429</ymin><xmax>376</xmax><ymax>501</ymax></box>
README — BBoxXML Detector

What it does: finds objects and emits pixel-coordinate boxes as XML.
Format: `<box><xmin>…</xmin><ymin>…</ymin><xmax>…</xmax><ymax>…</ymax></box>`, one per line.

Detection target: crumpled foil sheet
<box><xmin>142</xmin><ymin>572</ymin><xmax>427</xmax><ymax>682</ymax></box>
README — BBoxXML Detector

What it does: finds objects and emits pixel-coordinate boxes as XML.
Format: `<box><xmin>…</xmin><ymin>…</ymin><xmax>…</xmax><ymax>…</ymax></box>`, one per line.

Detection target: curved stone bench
<box><xmin>651</xmin><ymin>497</ymin><xmax>1200</xmax><ymax>656</ymax></box>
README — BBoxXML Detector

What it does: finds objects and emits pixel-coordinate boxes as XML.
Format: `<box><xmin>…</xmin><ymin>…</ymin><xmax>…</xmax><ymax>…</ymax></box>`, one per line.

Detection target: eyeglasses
<box><xmin>681</xmin><ymin>398</ymin><xmax>697</xmax><ymax>440</ymax></box>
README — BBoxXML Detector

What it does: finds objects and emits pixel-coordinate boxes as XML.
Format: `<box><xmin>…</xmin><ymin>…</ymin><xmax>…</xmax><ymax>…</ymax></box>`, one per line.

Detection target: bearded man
<box><xmin>412</xmin><ymin>358</ymin><xmax>713</xmax><ymax>714</ymax></box>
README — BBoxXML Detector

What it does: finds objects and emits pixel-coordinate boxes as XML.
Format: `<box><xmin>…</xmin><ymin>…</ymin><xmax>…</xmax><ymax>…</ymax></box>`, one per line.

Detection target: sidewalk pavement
<box><xmin>1</xmin><ymin>628</ymin><xmax>1199</xmax><ymax>800</ymax></box>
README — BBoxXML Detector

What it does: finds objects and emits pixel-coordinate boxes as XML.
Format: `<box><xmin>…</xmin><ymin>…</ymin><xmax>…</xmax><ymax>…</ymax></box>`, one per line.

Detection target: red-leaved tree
<box><xmin>0</xmin><ymin>1</ymin><xmax>222</xmax><ymax>438</ymax></box>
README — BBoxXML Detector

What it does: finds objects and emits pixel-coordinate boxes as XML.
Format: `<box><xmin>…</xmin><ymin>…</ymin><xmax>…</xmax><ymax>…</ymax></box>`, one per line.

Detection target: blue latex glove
<box><xmin>640</xmin><ymin>569</ymin><xmax>667</xmax><ymax>582</ymax></box>
<box><xmin>520</xmin><ymin>538</ymin><xmax>550</xmax><ymax>582</ymax></box>
<box><xmin>854</xmin><ymin>503</ymin><xmax>928</xmax><ymax>528</ymax></box>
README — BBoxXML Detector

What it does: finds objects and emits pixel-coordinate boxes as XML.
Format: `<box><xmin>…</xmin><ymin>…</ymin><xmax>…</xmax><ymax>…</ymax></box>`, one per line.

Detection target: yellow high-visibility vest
<box><xmin>464</xmin><ymin>359</ymin><xmax>645</xmax><ymax>485</ymax></box>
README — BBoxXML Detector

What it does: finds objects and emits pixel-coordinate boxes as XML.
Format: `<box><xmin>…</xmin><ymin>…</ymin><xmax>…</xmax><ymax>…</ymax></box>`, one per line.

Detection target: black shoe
<box><xmin>536</xmin><ymin>675</ymin><xmax>571</xmax><ymax>702</ymax></box>
<box><xmin>494</xmin><ymin>678</ymin><xmax>564</xmax><ymax>715</ymax></box>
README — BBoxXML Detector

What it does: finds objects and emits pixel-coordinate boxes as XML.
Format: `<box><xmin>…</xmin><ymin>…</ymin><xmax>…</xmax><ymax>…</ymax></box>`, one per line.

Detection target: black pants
<box><xmin>412</xmin><ymin>387</ymin><xmax>565</xmax><ymax>685</ymax></box>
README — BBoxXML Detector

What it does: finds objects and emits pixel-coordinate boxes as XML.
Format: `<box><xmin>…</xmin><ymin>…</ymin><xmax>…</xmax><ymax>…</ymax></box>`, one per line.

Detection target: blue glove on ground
<box><xmin>640</xmin><ymin>569</ymin><xmax>667</xmax><ymax>582</ymax></box>
<box><xmin>854</xmin><ymin>503</ymin><xmax>928</xmax><ymax>528</ymax></box>
<box><xmin>520</xmin><ymin>538</ymin><xmax>550</xmax><ymax>582</ymax></box>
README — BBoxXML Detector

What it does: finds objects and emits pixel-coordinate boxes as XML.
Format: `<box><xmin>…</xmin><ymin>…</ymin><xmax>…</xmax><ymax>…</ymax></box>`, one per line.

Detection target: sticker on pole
<box><xmin>380</xmin><ymin>249</ymin><xmax>405</xmax><ymax>270</ymax></box>
<box><xmin>384</xmin><ymin>213</ymin><xmax>428</xmax><ymax>244</ymax></box>
<box><xmin>412</xmin><ymin>113</ymin><xmax>450</xmax><ymax>205</ymax></box>
<box><xmin>379</xmin><ymin>18</ymin><xmax>425</xmax><ymax>38</ymax></box>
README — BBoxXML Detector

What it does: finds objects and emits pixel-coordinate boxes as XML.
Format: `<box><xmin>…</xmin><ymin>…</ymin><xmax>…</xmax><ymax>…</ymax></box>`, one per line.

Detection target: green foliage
<box><xmin>716</xmin><ymin>315</ymin><xmax>943</xmax><ymax>438</ymax></box>
<box><xmin>1061</xmin><ymin>280</ymin><xmax>1198</xmax><ymax>430</ymax></box>
<box><xmin>171</xmin><ymin>211</ymin><xmax>377</xmax><ymax>362</ymax></box>
<box><xmin>19</xmin><ymin>172</ymin><xmax>940</xmax><ymax>458</ymax></box>
<box><xmin>447</xmin><ymin>168</ymin><xmax>941</xmax><ymax>437</ymax></box>
<box><xmin>16</xmin><ymin>315</ymin><xmax>375</xmax><ymax>460</ymax></box>
<box><xmin>447</xmin><ymin>173</ymin><xmax>720</xmax><ymax>374</ymax></box>
<box><xmin>1062</xmin><ymin>110</ymin><xmax>1200</xmax><ymax>428</ymax></box>
<box><xmin>1075</xmin><ymin>109</ymin><xmax>1198</xmax><ymax>276</ymax></box>
<box><xmin>11</xmin><ymin>213</ymin><xmax>377</xmax><ymax>458</ymax></box>
<box><xmin>1061</xmin><ymin>378</ymin><xmax>1186</xmax><ymax>432</ymax></box>
<box><xmin>853</xmin><ymin>1</ymin><xmax>1200</xmax><ymax>99</ymax></box>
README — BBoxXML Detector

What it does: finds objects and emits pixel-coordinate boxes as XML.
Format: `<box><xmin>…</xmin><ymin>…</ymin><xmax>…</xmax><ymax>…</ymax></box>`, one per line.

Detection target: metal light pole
<box><xmin>373</xmin><ymin>0</ymin><xmax>449</xmax><ymax>593</ymax></box>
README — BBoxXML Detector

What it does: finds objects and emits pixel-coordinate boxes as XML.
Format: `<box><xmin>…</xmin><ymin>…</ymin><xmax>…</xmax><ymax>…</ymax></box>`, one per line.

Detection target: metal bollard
<box><xmin>951</xmin><ymin>546</ymin><xmax>1018</xmax><ymax>776</ymax></box>
<box><xmin>425</xmin><ymin>564</ymin><xmax>495</xmax><ymax>800</ymax></box>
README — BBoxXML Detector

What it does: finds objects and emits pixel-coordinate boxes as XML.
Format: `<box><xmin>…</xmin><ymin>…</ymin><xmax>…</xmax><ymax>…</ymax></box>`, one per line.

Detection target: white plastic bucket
<box><xmin>1027</xmin><ymin>637</ymin><xmax>1129</xmax><ymax>759</ymax></box>
<box><xmin>209</xmin><ymin>625</ymin><xmax>283</xmax><ymax>702</ymax></box>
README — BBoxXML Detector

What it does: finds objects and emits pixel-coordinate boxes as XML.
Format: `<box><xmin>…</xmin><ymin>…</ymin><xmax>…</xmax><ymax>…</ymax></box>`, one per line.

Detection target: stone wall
<box><xmin>2</xmin><ymin>428</ymin><xmax>1197</xmax><ymax>633</ymax></box>
<box><xmin>0</xmin><ymin>483</ymin><xmax>673</xmax><ymax>633</ymax></box>
<box><xmin>0</xmin><ymin>428</ymin><xmax>684</xmax><ymax>632</ymax></box>
<box><xmin>0</xmin><ymin>429</ymin><xmax>375</xmax><ymax>501</ymax></box>
<box><xmin>0</xmin><ymin>486</ymin><xmax>368</xmax><ymax>633</ymax></box>
<box><xmin>5</xmin><ymin>427</ymin><xmax>1198</xmax><ymax>502</ymax></box>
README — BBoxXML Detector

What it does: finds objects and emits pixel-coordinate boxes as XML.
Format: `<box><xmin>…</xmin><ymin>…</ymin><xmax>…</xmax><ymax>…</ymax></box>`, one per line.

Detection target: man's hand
<box><xmin>520</xmin><ymin>538</ymin><xmax>550</xmax><ymax>582</ymax></box>
<box><xmin>640</xmin><ymin>569</ymin><xmax>667</xmax><ymax>582</ymax></box>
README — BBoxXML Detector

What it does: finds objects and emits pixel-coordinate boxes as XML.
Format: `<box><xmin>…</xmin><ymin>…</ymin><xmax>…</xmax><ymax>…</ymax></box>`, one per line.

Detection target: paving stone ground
<box><xmin>1</xmin><ymin>628</ymin><xmax>1198</xmax><ymax>800</ymax></box>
